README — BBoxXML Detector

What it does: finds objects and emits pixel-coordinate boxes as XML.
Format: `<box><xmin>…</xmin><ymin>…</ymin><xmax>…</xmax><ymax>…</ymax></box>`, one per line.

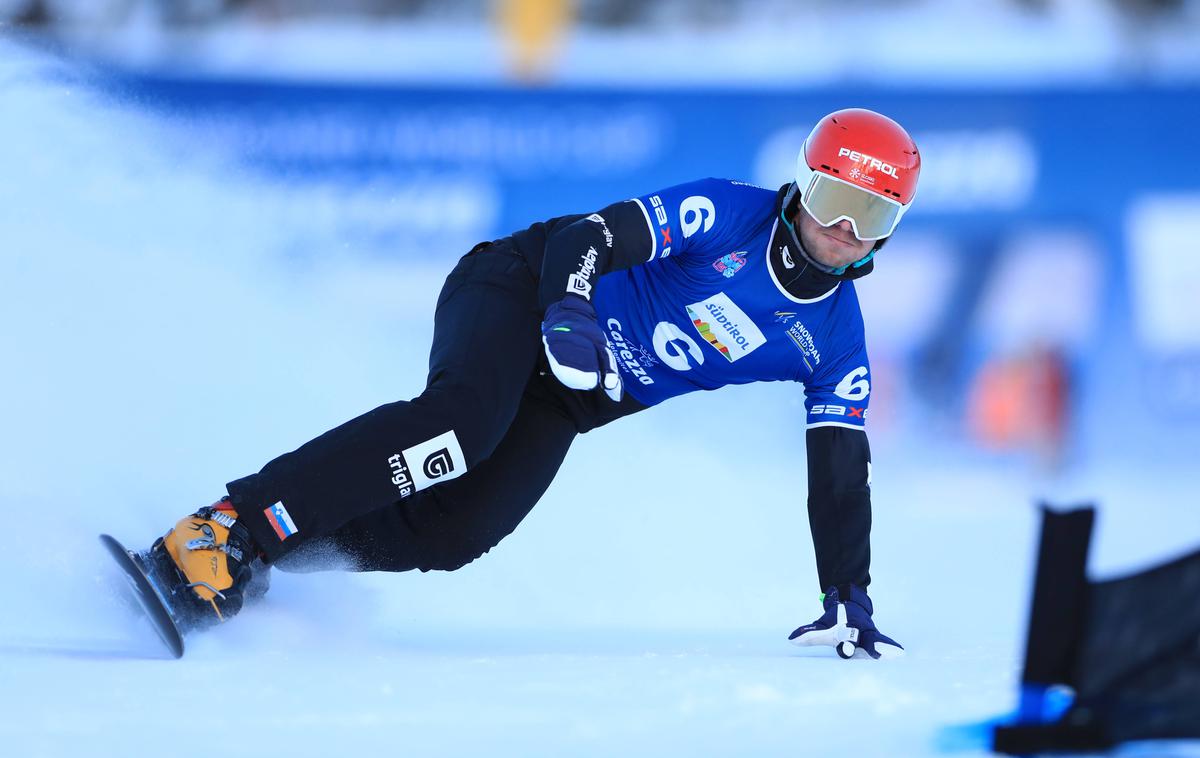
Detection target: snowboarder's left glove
<box><xmin>541</xmin><ymin>294</ymin><xmax>622</xmax><ymax>402</ymax></box>
<box><xmin>788</xmin><ymin>584</ymin><xmax>904</xmax><ymax>659</ymax></box>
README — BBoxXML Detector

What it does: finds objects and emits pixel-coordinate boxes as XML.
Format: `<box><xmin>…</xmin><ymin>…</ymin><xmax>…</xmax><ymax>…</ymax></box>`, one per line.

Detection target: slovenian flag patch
<box><xmin>264</xmin><ymin>502</ymin><xmax>299</xmax><ymax>541</ymax></box>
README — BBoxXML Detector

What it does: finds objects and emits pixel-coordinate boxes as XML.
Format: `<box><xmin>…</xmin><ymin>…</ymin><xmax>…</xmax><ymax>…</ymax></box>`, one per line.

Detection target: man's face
<box><xmin>795</xmin><ymin>205</ymin><xmax>876</xmax><ymax>270</ymax></box>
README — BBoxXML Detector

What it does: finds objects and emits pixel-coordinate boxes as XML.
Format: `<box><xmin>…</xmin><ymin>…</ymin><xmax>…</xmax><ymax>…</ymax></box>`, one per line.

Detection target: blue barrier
<box><xmin>96</xmin><ymin>75</ymin><xmax>1200</xmax><ymax>227</ymax></box>
<box><xmin>92</xmin><ymin>71</ymin><xmax>1200</xmax><ymax>456</ymax></box>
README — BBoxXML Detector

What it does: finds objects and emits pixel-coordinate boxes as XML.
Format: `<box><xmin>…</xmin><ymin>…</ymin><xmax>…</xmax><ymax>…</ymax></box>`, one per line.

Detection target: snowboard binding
<box><xmin>101</xmin><ymin>497</ymin><xmax>268</xmax><ymax>658</ymax></box>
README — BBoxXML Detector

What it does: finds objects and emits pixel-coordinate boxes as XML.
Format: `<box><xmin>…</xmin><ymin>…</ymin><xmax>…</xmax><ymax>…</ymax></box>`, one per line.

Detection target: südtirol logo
<box><xmin>684</xmin><ymin>292</ymin><xmax>766</xmax><ymax>362</ymax></box>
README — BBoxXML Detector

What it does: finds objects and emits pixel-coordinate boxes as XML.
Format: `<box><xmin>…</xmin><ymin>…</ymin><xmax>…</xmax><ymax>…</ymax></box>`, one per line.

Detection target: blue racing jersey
<box><xmin>507</xmin><ymin>173</ymin><xmax>880</xmax><ymax>594</ymax></box>
<box><xmin>588</xmin><ymin>178</ymin><xmax>872</xmax><ymax>431</ymax></box>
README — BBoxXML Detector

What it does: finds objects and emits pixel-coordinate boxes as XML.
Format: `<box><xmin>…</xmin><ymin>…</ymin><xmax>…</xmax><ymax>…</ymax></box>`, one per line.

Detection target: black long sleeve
<box><xmin>536</xmin><ymin>199</ymin><xmax>654</xmax><ymax>310</ymax></box>
<box><xmin>805</xmin><ymin>425</ymin><xmax>873</xmax><ymax>593</ymax></box>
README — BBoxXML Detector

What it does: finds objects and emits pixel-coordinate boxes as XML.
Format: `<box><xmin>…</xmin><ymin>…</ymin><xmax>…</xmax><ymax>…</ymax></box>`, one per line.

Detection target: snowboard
<box><xmin>100</xmin><ymin>534</ymin><xmax>186</xmax><ymax>658</ymax></box>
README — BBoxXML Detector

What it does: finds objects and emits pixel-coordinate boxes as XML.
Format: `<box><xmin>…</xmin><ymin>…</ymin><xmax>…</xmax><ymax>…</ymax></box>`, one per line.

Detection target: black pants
<box><xmin>227</xmin><ymin>241</ymin><xmax>645</xmax><ymax>572</ymax></box>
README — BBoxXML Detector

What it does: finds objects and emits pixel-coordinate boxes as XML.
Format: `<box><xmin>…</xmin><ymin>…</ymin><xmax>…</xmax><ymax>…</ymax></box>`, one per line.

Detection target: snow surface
<box><xmin>1</xmin><ymin>40</ymin><xmax>1198</xmax><ymax>757</ymax></box>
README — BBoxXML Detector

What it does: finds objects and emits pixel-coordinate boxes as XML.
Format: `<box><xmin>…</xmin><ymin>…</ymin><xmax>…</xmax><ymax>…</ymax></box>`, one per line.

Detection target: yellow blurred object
<box><xmin>496</xmin><ymin>0</ymin><xmax>573</xmax><ymax>83</ymax></box>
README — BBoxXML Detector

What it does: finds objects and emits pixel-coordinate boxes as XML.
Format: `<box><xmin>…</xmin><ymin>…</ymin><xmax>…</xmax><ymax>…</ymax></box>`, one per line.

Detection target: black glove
<box><xmin>540</xmin><ymin>295</ymin><xmax>622</xmax><ymax>402</ymax></box>
<box><xmin>789</xmin><ymin>585</ymin><xmax>904</xmax><ymax>659</ymax></box>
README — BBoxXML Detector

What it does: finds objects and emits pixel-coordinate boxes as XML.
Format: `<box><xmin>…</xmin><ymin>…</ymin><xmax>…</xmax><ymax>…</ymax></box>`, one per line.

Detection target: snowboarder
<box><xmin>140</xmin><ymin>107</ymin><xmax>920</xmax><ymax>659</ymax></box>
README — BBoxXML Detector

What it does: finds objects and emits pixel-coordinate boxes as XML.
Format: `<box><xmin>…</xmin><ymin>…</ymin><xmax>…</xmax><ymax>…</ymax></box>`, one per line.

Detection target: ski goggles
<box><xmin>799</xmin><ymin>172</ymin><xmax>908</xmax><ymax>241</ymax></box>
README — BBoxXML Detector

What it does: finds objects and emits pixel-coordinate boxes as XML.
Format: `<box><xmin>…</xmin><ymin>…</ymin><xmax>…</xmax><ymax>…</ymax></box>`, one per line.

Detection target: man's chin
<box><xmin>799</xmin><ymin>229</ymin><xmax>868</xmax><ymax>270</ymax></box>
<box><xmin>812</xmin><ymin>248</ymin><xmax>860</xmax><ymax>270</ymax></box>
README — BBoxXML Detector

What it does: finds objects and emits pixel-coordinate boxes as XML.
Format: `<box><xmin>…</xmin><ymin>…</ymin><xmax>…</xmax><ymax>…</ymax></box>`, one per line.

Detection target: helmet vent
<box><xmin>820</xmin><ymin>164</ymin><xmax>841</xmax><ymax>174</ymax></box>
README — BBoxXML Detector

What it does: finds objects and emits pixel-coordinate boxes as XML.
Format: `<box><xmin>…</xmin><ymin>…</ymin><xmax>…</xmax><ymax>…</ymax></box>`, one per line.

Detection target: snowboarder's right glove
<box><xmin>788</xmin><ymin>584</ymin><xmax>904</xmax><ymax>659</ymax></box>
<box><xmin>541</xmin><ymin>294</ymin><xmax>622</xmax><ymax>402</ymax></box>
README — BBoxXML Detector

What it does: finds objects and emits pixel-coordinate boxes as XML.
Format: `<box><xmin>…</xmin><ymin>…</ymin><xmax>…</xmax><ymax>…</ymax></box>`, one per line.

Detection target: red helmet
<box><xmin>794</xmin><ymin>108</ymin><xmax>921</xmax><ymax>241</ymax></box>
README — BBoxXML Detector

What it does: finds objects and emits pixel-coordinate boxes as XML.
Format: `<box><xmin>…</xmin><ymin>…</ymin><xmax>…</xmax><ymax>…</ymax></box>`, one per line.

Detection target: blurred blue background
<box><xmin>8</xmin><ymin>0</ymin><xmax>1198</xmax><ymax>474</ymax></box>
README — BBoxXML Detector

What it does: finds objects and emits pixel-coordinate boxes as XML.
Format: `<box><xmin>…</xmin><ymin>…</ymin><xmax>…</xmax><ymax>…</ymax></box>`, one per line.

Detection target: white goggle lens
<box><xmin>800</xmin><ymin>173</ymin><xmax>904</xmax><ymax>241</ymax></box>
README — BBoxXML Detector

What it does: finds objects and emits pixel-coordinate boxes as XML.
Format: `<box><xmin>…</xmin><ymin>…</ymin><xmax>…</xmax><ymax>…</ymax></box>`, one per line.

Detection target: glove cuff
<box><xmin>546</xmin><ymin>293</ymin><xmax>596</xmax><ymax>319</ymax></box>
<box><xmin>824</xmin><ymin>584</ymin><xmax>874</xmax><ymax>616</ymax></box>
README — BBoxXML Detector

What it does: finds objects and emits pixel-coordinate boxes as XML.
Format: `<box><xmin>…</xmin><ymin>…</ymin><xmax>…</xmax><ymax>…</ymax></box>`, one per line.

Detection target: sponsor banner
<box><xmin>810</xmin><ymin>403</ymin><xmax>866</xmax><ymax>420</ymax></box>
<box><xmin>785</xmin><ymin>320</ymin><xmax>822</xmax><ymax>371</ymax></box>
<box><xmin>566</xmin><ymin>246</ymin><xmax>599</xmax><ymax>300</ymax></box>
<box><xmin>388</xmin><ymin>452</ymin><xmax>416</xmax><ymax>497</ymax></box>
<box><xmin>401</xmin><ymin>430</ymin><xmax>467</xmax><ymax>492</ymax></box>
<box><xmin>606</xmin><ymin>317</ymin><xmax>656</xmax><ymax>385</ymax></box>
<box><xmin>685</xmin><ymin>292</ymin><xmax>766</xmax><ymax>362</ymax></box>
<box><xmin>648</xmin><ymin>194</ymin><xmax>672</xmax><ymax>258</ymax></box>
<box><xmin>838</xmin><ymin>147</ymin><xmax>900</xmax><ymax>180</ymax></box>
<box><xmin>587</xmin><ymin>213</ymin><xmax>614</xmax><ymax>248</ymax></box>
